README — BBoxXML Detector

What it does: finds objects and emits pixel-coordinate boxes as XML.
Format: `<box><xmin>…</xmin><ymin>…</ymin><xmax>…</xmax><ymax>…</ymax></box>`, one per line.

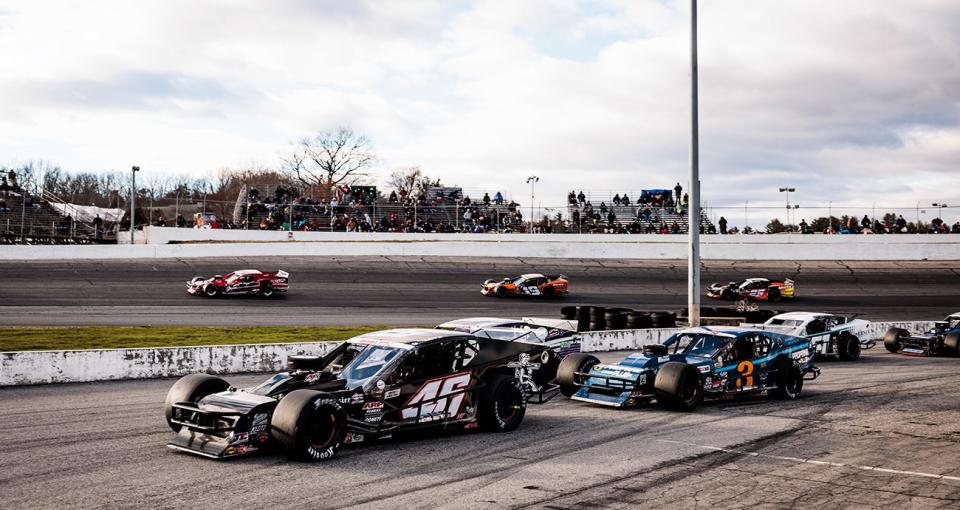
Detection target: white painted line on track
<box><xmin>656</xmin><ymin>439</ymin><xmax>960</xmax><ymax>483</ymax></box>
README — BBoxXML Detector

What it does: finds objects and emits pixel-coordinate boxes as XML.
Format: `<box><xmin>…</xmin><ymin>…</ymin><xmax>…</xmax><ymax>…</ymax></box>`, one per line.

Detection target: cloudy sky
<box><xmin>1</xmin><ymin>0</ymin><xmax>958</xmax><ymax>218</ymax></box>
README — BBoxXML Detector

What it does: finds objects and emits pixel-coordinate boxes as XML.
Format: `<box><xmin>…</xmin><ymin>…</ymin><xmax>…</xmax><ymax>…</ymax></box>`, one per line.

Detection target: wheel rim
<box><xmin>205</xmin><ymin>287</ymin><xmax>217</xmax><ymax>296</ymax></box>
<box><xmin>680</xmin><ymin>371</ymin><xmax>700</xmax><ymax>403</ymax></box>
<box><xmin>496</xmin><ymin>384</ymin><xmax>522</xmax><ymax>422</ymax></box>
<box><xmin>308</xmin><ymin>410</ymin><xmax>337</xmax><ymax>449</ymax></box>
<box><xmin>786</xmin><ymin>370</ymin><xmax>801</xmax><ymax>396</ymax></box>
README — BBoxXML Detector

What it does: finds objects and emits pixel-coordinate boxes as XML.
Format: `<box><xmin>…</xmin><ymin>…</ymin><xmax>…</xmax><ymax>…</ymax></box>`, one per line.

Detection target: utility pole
<box><xmin>687</xmin><ymin>0</ymin><xmax>701</xmax><ymax>327</ymax></box>
<box><xmin>526</xmin><ymin>176</ymin><xmax>539</xmax><ymax>234</ymax></box>
<box><xmin>130</xmin><ymin>166</ymin><xmax>139</xmax><ymax>244</ymax></box>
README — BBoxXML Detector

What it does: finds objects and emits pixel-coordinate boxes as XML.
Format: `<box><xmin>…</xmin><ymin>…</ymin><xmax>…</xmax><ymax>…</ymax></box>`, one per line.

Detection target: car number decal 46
<box><xmin>401</xmin><ymin>372</ymin><xmax>472</xmax><ymax>422</ymax></box>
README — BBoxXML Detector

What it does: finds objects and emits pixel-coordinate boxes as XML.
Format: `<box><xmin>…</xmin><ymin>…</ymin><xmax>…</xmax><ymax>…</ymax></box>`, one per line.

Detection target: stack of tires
<box><xmin>650</xmin><ymin>311</ymin><xmax>677</xmax><ymax>328</ymax></box>
<box><xmin>560</xmin><ymin>306</ymin><xmax>680</xmax><ymax>331</ymax></box>
<box><xmin>626</xmin><ymin>311</ymin><xmax>653</xmax><ymax>329</ymax></box>
<box><xmin>588</xmin><ymin>306</ymin><xmax>606</xmax><ymax>331</ymax></box>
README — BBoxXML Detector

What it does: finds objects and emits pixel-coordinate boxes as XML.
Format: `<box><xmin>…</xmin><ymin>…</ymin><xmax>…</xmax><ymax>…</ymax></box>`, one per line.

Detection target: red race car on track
<box><xmin>187</xmin><ymin>269</ymin><xmax>289</xmax><ymax>298</ymax></box>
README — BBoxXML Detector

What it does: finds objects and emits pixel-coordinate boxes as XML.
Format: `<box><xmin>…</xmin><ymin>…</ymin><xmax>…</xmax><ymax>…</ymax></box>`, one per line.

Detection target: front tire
<box><xmin>479</xmin><ymin>374</ymin><xmax>526</xmax><ymax>432</ymax></box>
<box><xmin>884</xmin><ymin>328</ymin><xmax>907</xmax><ymax>353</ymax></box>
<box><xmin>203</xmin><ymin>284</ymin><xmax>220</xmax><ymax>297</ymax></box>
<box><xmin>943</xmin><ymin>332</ymin><xmax>960</xmax><ymax>357</ymax></box>
<box><xmin>164</xmin><ymin>374</ymin><xmax>230</xmax><ymax>432</ymax></box>
<box><xmin>557</xmin><ymin>353</ymin><xmax>600</xmax><ymax>397</ymax></box>
<box><xmin>271</xmin><ymin>390</ymin><xmax>347</xmax><ymax>462</ymax></box>
<box><xmin>654</xmin><ymin>362</ymin><xmax>703</xmax><ymax>411</ymax></box>
<box><xmin>837</xmin><ymin>333</ymin><xmax>862</xmax><ymax>361</ymax></box>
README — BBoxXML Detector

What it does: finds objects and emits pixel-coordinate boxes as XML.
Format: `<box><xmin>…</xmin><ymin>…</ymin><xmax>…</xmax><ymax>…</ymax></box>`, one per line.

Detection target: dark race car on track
<box><xmin>164</xmin><ymin>329</ymin><xmax>552</xmax><ymax>461</ymax></box>
<box><xmin>436</xmin><ymin>317</ymin><xmax>581</xmax><ymax>389</ymax></box>
<box><xmin>883</xmin><ymin>312</ymin><xmax>960</xmax><ymax>357</ymax></box>
<box><xmin>186</xmin><ymin>269</ymin><xmax>289</xmax><ymax>297</ymax></box>
<box><xmin>556</xmin><ymin>327</ymin><xmax>818</xmax><ymax>410</ymax></box>
<box><xmin>481</xmin><ymin>273</ymin><xmax>569</xmax><ymax>298</ymax></box>
<box><xmin>707</xmin><ymin>277</ymin><xmax>795</xmax><ymax>302</ymax></box>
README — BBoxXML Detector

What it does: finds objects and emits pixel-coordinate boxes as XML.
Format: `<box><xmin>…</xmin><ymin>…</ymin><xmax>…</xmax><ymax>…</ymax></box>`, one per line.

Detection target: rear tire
<box><xmin>164</xmin><ymin>373</ymin><xmax>230</xmax><ymax>432</ymax></box>
<box><xmin>542</xmin><ymin>285</ymin><xmax>556</xmax><ymax>298</ymax></box>
<box><xmin>557</xmin><ymin>353</ymin><xmax>600</xmax><ymax>397</ymax></box>
<box><xmin>271</xmin><ymin>390</ymin><xmax>347</xmax><ymax>462</ymax></box>
<box><xmin>884</xmin><ymin>328</ymin><xmax>907</xmax><ymax>353</ymax></box>
<box><xmin>772</xmin><ymin>362</ymin><xmax>803</xmax><ymax>399</ymax></box>
<box><xmin>479</xmin><ymin>374</ymin><xmax>526</xmax><ymax>432</ymax></box>
<box><xmin>654</xmin><ymin>362</ymin><xmax>703</xmax><ymax>411</ymax></box>
<box><xmin>943</xmin><ymin>332</ymin><xmax>960</xmax><ymax>357</ymax></box>
<box><xmin>837</xmin><ymin>333</ymin><xmax>861</xmax><ymax>361</ymax></box>
<box><xmin>259</xmin><ymin>282</ymin><xmax>275</xmax><ymax>298</ymax></box>
<box><xmin>768</xmin><ymin>288</ymin><xmax>782</xmax><ymax>302</ymax></box>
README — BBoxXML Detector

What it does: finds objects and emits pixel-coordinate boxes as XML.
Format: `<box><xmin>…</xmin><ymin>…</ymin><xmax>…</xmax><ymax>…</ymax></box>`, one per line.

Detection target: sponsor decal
<box><xmin>338</xmin><ymin>393</ymin><xmax>364</xmax><ymax>405</ymax></box>
<box><xmin>258</xmin><ymin>433</ymin><xmax>269</xmax><ymax>443</ymax></box>
<box><xmin>362</xmin><ymin>402</ymin><xmax>384</xmax><ymax>410</ymax></box>
<box><xmin>344</xmin><ymin>433</ymin><xmax>364</xmax><ymax>444</ymax></box>
<box><xmin>697</xmin><ymin>365</ymin><xmax>711</xmax><ymax>373</ymax></box>
<box><xmin>314</xmin><ymin>398</ymin><xmax>337</xmax><ymax>408</ymax></box>
<box><xmin>384</xmin><ymin>388</ymin><xmax>401</xmax><ymax>399</ymax></box>
<box><xmin>658</xmin><ymin>356</ymin><xmax>670</xmax><ymax>363</ymax></box>
<box><xmin>402</xmin><ymin>372</ymin><xmax>472</xmax><ymax>422</ymax></box>
<box><xmin>305</xmin><ymin>373</ymin><xmax>320</xmax><ymax>383</ymax></box>
<box><xmin>250</xmin><ymin>413</ymin><xmax>269</xmax><ymax>434</ymax></box>
<box><xmin>464</xmin><ymin>422</ymin><xmax>479</xmax><ymax>430</ymax></box>
<box><xmin>231</xmin><ymin>432</ymin><xmax>249</xmax><ymax>444</ymax></box>
<box><xmin>225</xmin><ymin>446</ymin><xmax>236</xmax><ymax>455</ymax></box>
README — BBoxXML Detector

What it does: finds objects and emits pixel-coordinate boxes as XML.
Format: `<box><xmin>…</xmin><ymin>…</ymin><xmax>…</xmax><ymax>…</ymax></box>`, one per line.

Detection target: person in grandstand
<box><xmin>674</xmin><ymin>182</ymin><xmax>682</xmax><ymax>203</ymax></box>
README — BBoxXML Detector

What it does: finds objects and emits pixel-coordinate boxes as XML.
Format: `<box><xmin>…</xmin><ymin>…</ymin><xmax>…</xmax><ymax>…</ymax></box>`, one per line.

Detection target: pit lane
<box><xmin>2</xmin><ymin>349</ymin><xmax>958</xmax><ymax>508</ymax></box>
<box><xmin>0</xmin><ymin>257</ymin><xmax>958</xmax><ymax>326</ymax></box>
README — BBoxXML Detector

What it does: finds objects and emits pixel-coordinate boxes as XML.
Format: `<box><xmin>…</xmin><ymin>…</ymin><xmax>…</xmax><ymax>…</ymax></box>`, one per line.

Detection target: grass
<box><xmin>0</xmin><ymin>325</ymin><xmax>422</xmax><ymax>352</ymax></box>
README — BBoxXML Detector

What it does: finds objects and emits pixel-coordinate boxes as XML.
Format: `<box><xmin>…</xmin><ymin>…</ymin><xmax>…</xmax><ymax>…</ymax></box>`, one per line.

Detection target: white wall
<box><xmin>2</xmin><ymin>321</ymin><xmax>930</xmax><ymax>386</ymax></box>
<box><xmin>4</xmin><ymin>227</ymin><xmax>960</xmax><ymax>260</ymax></box>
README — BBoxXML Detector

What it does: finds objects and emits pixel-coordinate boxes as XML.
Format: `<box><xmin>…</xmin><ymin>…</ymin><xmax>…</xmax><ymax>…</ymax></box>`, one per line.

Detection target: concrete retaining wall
<box><xmin>3</xmin><ymin>227</ymin><xmax>959</xmax><ymax>260</ymax></box>
<box><xmin>0</xmin><ymin>321</ymin><xmax>937</xmax><ymax>386</ymax></box>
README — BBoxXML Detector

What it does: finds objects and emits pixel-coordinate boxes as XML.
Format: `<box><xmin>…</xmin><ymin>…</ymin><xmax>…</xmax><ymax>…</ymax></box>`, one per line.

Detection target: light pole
<box><xmin>688</xmin><ymin>0</ymin><xmax>701</xmax><ymax>327</ymax></box>
<box><xmin>526</xmin><ymin>176</ymin><xmax>539</xmax><ymax>234</ymax></box>
<box><xmin>933</xmin><ymin>202</ymin><xmax>948</xmax><ymax>219</ymax></box>
<box><xmin>779</xmin><ymin>187</ymin><xmax>795</xmax><ymax>228</ymax></box>
<box><xmin>130</xmin><ymin>166</ymin><xmax>139</xmax><ymax>244</ymax></box>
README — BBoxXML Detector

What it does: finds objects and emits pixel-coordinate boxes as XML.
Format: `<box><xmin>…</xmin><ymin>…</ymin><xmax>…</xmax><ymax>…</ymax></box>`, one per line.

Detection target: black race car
<box><xmin>884</xmin><ymin>313</ymin><xmax>960</xmax><ymax>357</ymax></box>
<box><xmin>164</xmin><ymin>328</ymin><xmax>553</xmax><ymax>462</ymax></box>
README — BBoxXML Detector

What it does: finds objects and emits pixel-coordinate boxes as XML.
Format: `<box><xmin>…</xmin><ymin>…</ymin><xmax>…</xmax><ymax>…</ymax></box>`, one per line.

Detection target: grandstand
<box><xmin>0</xmin><ymin>191</ymin><xmax>111</xmax><ymax>244</ymax></box>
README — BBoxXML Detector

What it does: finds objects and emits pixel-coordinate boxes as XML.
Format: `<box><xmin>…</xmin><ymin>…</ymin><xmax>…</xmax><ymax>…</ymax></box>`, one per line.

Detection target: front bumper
<box><xmin>167</xmin><ymin>401</ymin><xmax>271</xmax><ymax>459</ymax></box>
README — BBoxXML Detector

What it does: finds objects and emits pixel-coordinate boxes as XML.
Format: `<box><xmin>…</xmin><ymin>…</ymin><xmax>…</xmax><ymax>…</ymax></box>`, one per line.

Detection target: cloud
<box><xmin>0</xmin><ymin>0</ymin><xmax>958</xmax><ymax>218</ymax></box>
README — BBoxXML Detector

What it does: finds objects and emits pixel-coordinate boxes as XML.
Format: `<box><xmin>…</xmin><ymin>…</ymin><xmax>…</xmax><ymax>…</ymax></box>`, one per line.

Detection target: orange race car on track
<box><xmin>481</xmin><ymin>273</ymin><xmax>569</xmax><ymax>298</ymax></box>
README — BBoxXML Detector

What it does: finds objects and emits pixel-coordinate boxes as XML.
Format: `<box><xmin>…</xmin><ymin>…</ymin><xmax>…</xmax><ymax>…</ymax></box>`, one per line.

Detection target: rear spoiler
<box><xmin>276</xmin><ymin>270</ymin><xmax>289</xmax><ymax>278</ymax></box>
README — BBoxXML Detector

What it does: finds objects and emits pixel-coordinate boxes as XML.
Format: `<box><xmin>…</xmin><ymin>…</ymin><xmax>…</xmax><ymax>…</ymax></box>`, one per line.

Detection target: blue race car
<box><xmin>884</xmin><ymin>312</ymin><xmax>960</xmax><ymax>357</ymax></box>
<box><xmin>556</xmin><ymin>327</ymin><xmax>819</xmax><ymax>410</ymax></box>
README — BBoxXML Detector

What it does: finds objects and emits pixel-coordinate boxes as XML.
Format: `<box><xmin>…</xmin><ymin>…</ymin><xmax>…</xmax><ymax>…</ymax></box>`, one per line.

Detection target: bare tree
<box><xmin>284</xmin><ymin>127</ymin><xmax>376</xmax><ymax>192</ymax></box>
<box><xmin>387</xmin><ymin>166</ymin><xmax>423</xmax><ymax>198</ymax></box>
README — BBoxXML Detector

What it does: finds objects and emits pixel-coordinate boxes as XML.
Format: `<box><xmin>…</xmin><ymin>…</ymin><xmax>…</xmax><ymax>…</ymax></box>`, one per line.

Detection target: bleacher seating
<box><xmin>0</xmin><ymin>193</ymin><xmax>100</xmax><ymax>244</ymax></box>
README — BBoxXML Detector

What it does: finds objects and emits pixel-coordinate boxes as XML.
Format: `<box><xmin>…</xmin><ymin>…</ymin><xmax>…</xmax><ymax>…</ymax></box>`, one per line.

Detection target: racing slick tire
<box><xmin>768</xmin><ymin>288</ymin><xmax>782</xmax><ymax>302</ymax></box>
<box><xmin>772</xmin><ymin>360</ymin><xmax>803</xmax><ymax>399</ymax></box>
<box><xmin>202</xmin><ymin>284</ymin><xmax>220</xmax><ymax>298</ymax></box>
<box><xmin>259</xmin><ymin>282</ymin><xmax>276</xmax><ymax>298</ymax></box>
<box><xmin>271</xmin><ymin>389</ymin><xmax>347</xmax><ymax>462</ymax></box>
<box><xmin>884</xmin><ymin>328</ymin><xmax>907</xmax><ymax>354</ymax></box>
<box><xmin>560</xmin><ymin>306</ymin><xmax>578</xmax><ymax>320</ymax></box>
<box><xmin>837</xmin><ymin>333</ymin><xmax>862</xmax><ymax>361</ymax></box>
<box><xmin>479</xmin><ymin>373</ymin><xmax>527</xmax><ymax>432</ymax></box>
<box><xmin>495</xmin><ymin>285</ymin><xmax>508</xmax><ymax>297</ymax></box>
<box><xmin>557</xmin><ymin>353</ymin><xmax>600</xmax><ymax>397</ymax></box>
<box><xmin>542</xmin><ymin>285</ymin><xmax>557</xmax><ymax>298</ymax></box>
<box><xmin>164</xmin><ymin>373</ymin><xmax>230</xmax><ymax>432</ymax></box>
<box><xmin>654</xmin><ymin>362</ymin><xmax>703</xmax><ymax>411</ymax></box>
<box><xmin>943</xmin><ymin>332</ymin><xmax>960</xmax><ymax>357</ymax></box>
<box><xmin>651</xmin><ymin>311</ymin><xmax>677</xmax><ymax>328</ymax></box>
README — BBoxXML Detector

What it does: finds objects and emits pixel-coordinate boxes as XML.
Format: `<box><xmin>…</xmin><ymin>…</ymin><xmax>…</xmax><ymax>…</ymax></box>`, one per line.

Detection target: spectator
<box><xmin>670</xmin><ymin>221</ymin><xmax>680</xmax><ymax>234</ymax></box>
<box><xmin>896</xmin><ymin>215</ymin><xmax>907</xmax><ymax>232</ymax></box>
<box><xmin>7</xmin><ymin>169</ymin><xmax>17</xmax><ymax>189</ymax></box>
<box><xmin>388</xmin><ymin>190</ymin><xmax>398</xmax><ymax>203</ymax></box>
<box><xmin>953</xmin><ymin>221</ymin><xmax>960</xmax><ymax>234</ymax></box>
<box><xmin>799</xmin><ymin>218</ymin><xmax>808</xmax><ymax>233</ymax></box>
<box><xmin>873</xmin><ymin>219</ymin><xmax>884</xmax><ymax>234</ymax></box>
<box><xmin>599</xmin><ymin>202</ymin><xmax>608</xmax><ymax>214</ymax></box>
<box><xmin>607</xmin><ymin>209</ymin><xmax>616</xmax><ymax>225</ymax></box>
<box><xmin>621</xmin><ymin>192</ymin><xmax>630</xmax><ymax>205</ymax></box>
<box><xmin>0</xmin><ymin>176</ymin><xmax>7</xmax><ymax>193</ymax></box>
<box><xmin>674</xmin><ymin>182</ymin><xmax>683</xmax><ymax>204</ymax></box>
<box><xmin>572</xmin><ymin>209</ymin><xmax>580</xmax><ymax>226</ymax></box>
<box><xmin>718</xmin><ymin>216</ymin><xmax>728</xmax><ymax>234</ymax></box>
<box><xmin>176</xmin><ymin>214</ymin><xmax>186</xmax><ymax>228</ymax></box>
<box><xmin>567</xmin><ymin>191</ymin><xmax>577</xmax><ymax>205</ymax></box>
<box><xmin>155</xmin><ymin>215</ymin><xmax>166</xmax><ymax>227</ymax></box>
<box><xmin>612</xmin><ymin>194</ymin><xmax>621</xmax><ymax>206</ymax></box>
<box><xmin>861</xmin><ymin>215</ymin><xmax>871</xmax><ymax>230</ymax></box>
<box><xmin>482</xmin><ymin>192</ymin><xmax>491</xmax><ymax>205</ymax></box>
<box><xmin>577</xmin><ymin>190</ymin><xmax>585</xmax><ymax>205</ymax></box>
<box><xmin>494</xmin><ymin>191</ymin><xmax>503</xmax><ymax>205</ymax></box>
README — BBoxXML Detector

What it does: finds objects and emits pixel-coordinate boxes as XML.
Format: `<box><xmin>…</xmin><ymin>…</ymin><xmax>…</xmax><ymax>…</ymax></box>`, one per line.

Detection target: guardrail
<box><xmin>0</xmin><ymin>321</ymin><xmax>932</xmax><ymax>386</ymax></box>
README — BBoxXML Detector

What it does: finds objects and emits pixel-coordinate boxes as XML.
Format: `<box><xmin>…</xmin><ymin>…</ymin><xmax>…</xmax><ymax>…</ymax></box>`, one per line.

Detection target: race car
<box><xmin>883</xmin><ymin>312</ymin><xmax>960</xmax><ymax>357</ymax></box>
<box><xmin>707</xmin><ymin>277</ymin><xmax>795</xmax><ymax>301</ymax></box>
<box><xmin>556</xmin><ymin>327</ymin><xmax>818</xmax><ymax>410</ymax></box>
<box><xmin>164</xmin><ymin>328</ymin><xmax>551</xmax><ymax>461</ymax></box>
<box><xmin>481</xmin><ymin>273</ymin><xmax>568</xmax><ymax>298</ymax></box>
<box><xmin>186</xmin><ymin>269</ymin><xmax>289</xmax><ymax>297</ymax></box>
<box><xmin>758</xmin><ymin>312</ymin><xmax>874</xmax><ymax>360</ymax></box>
<box><xmin>436</xmin><ymin>317</ymin><xmax>581</xmax><ymax>387</ymax></box>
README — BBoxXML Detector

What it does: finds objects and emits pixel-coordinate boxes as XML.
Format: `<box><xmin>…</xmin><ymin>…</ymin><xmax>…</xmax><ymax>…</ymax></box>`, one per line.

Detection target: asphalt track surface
<box><xmin>1</xmin><ymin>257</ymin><xmax>959</xmax><ymax>326</ymax></box>
<box><xmin>3</xmin><ymin>350</ymin><xmax>960</xmax><ymax>509</ymax></box>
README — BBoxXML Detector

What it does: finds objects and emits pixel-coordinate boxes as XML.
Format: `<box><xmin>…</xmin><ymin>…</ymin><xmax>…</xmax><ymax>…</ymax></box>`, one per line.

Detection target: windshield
<box><xmin>669</xmin><ymin>333</ymin><xmax>730</xmax><ymax>358</ymax></box>
<box><xmin>766</xmin><ymin>319</ymin><xmax>803</xmax><ymax>327</ymax></box>
<box><xmin>474</xmin><ymin>327</ymin><xmax>546</xmax><ymax>343</ymax></box>
<box><xmin>339</xmin><ymin>344</ymin><xmax>403</xmax><ymax>389</ymax></box>
<box><xmin>947</xmin><ymin>317</ymin><xmax>960</xmax><ymax>329</ymax></box>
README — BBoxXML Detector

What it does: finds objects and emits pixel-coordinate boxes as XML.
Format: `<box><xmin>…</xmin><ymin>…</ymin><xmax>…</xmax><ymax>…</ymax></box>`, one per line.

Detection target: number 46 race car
<box><xmin>883</xmin><ymin>312</ymin><xmax>960</xmax><ymax>357</ymax></box>
<box><xmin>186</xmin><ymin>269</ymin><xmax>289</xmax><ymax>298</ymax></box>
<box><xmin>164</xmin><ymin>329</ymin><xmax>553</xmax><ymax>462</ymax></box>
<box><xmin>556</xmin><ymin>327</ymin><xmax>818</xmax><ymax>410</ymax></box>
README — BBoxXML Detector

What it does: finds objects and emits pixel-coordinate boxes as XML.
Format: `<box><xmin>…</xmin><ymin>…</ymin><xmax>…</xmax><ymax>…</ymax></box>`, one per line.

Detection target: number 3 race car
<box><xmin>707</xmin><ymin>277</ymin><xmax>795</xmax><ymax>301</ymax></box>
<box><xmin>481</xmin><ymin>273</ymin><xmax>569</xmax><ymax>298</ymax></box>
<box><xmin>164</xmin><ymin>329</ymin><xmax>552</xmax><ymax>461</ymax></box>
<box><xmin>759</xmin><ymin>312</ymin><xmax>875</xmax><ymax>361</ymax></box>
<box><xmin>883</xmin><ymin>312</ymin><xmax>960</xmax><ymax>357</ymax></box>
<box><xmin>556</xmin><ymin>327</ymin><xmax>818</xmax><ymax>410</ymax></box>
<box><xmin>186</xmin><ymin>269</ymin><xmax>289</xmax><ymax>298</ymax></box>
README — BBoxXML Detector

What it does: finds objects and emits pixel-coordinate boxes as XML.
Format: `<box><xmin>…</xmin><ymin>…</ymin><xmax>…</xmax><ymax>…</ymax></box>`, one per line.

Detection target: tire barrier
<box><xmin>564</xmin><ymin>306</ymin><xmax>679</xmax><ymax>330</ymax></box>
